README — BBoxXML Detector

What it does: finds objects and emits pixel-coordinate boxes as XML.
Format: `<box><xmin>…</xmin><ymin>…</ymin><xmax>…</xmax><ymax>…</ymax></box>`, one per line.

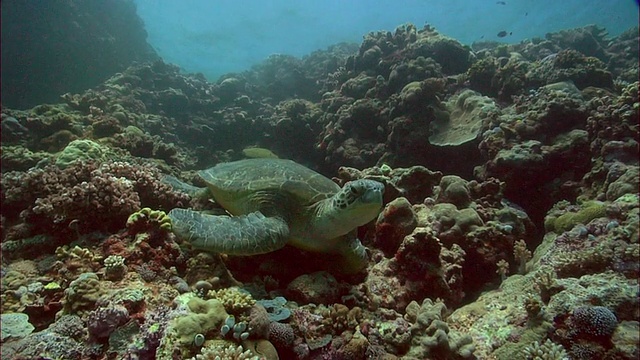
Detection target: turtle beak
<box><xmin>361</xmin><ymin>180</ymin><xmax>384</xmax><ymax>206</ymax></box>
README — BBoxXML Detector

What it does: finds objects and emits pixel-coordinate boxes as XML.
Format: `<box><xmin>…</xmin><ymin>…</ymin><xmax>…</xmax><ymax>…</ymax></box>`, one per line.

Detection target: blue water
<box><xmin>134</xmin><ymin>0</ymin><xmax>638</xmax><ymax>80</ymax></box>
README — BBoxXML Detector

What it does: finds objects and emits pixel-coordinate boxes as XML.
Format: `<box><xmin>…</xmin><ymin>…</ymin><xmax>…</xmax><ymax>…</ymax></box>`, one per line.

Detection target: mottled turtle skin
<box><xmin>168</xmin><ymin>158</ymin><xmax>384</xmax><ymax>273</ymax></box>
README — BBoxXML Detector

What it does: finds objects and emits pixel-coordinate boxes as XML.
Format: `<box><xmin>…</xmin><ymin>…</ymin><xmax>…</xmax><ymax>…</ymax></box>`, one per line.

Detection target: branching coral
<box><xmin>319</xmin><ymin>303</ymin><xmax>363</xmax><ymax>335</ymax></box>
<box><xmin>56</xmin><ymin>245</ymin><xmax>102</xmax><ymax>263</ymax></box>
<box><xmin>208</xmin><ymin>287</ymin><xmax>256</xmax><ymax>317</ymax></box>
<box><xmin>104</xmin><ymin>254</ymin><xmax>127</xmax><ymax>281</ymax></box>
<box><xmin>514</xmin><ymin>239</ymin><xmax>532</xmax><ymax>274</ymax></box>
<box><xmin>522</xmin><ymin>339</ymin><xmax>569</xmax><ymax>360</ymax></box>
<box><xmin>496</xmin><ymin>259</ymin><xmax>510</xmax><ymax>282</ymax></box>
<box><xmin>54</xmin><ymin>245</ymin><xmax>103</xmax><ymax>277</ymax></box>
<box><xmin>535</xmin><ymin>266</ymin><xmax>559</xmax><ymax>304</ymax></box>
<box><xmin>1</xmin><ymin>160</ymin><xmax>189</xmax><ymax>236</ymax></box>
<box><xmin>190</xmin><ymin>340</ymin><xmax>261</xmax><ymax>360</ymax></box>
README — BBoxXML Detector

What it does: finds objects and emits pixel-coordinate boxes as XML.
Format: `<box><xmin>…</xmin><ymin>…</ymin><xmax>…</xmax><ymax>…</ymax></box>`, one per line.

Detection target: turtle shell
<box><xmin>198</xmin><ymin>158</ymin><xmax>340</xmax><ymax>213</ymax></box>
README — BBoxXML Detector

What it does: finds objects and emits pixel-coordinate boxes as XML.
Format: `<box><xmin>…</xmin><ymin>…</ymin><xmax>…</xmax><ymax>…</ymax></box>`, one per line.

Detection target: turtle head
<box><xmin>332</xmin><ymin>179</ymin><xmax>384</xmax><ymax>226</ymax></box>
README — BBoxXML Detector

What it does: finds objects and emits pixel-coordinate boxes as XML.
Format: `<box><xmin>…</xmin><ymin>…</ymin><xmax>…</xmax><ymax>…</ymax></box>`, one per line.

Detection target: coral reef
<box><xmin>1</xmin><ymin>20</ymin><xmax>638</xmax><ymax>360</ymax></box>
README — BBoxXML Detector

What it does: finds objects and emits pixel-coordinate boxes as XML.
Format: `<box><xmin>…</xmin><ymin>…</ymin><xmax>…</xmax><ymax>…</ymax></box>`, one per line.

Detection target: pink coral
<box><xmin>1</xmin><ymin>160</ymin><xmax>189</xmax><ymax>235</ymax></box>
<box><xmin>87</xmin><ymin>304</ymin><xmax>130</xmax><ymax>339</ymax></box>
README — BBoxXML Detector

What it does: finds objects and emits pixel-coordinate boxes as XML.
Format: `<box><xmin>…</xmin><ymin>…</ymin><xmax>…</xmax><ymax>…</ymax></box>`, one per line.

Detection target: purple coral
<box><xmin>49</xmin><ymin>314</ymin><xmax>86</xmax><ymax>340</ymax></box>
<box><xmin>99</xmin><ymin>161</ymin><xmax>190</xmax><ymax>208</ymax></box>
<box><xmin>87</xmin><ymin>304</ymin><xmax>130</xmax><ymax>339</ymax></box>
<box><xmin>131</xmin><ymin>304</ymin><xmax>174</xmax><ymax>356</ymax></box>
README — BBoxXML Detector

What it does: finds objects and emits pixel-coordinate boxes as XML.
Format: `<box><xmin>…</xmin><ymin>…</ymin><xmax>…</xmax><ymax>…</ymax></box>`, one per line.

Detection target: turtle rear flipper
<box><xmin>168</xmin><ymin>209</ymin><xmax>289</xmax><ymax>255</ymax></box>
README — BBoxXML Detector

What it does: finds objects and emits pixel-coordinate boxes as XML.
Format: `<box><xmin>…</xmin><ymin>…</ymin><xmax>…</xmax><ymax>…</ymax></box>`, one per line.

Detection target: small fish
<box><xmin>496</xmin><ymin>1</ymin><xmax>506</xmax><ymax>4</ymax></box>
<box><xmin>497</xmin><ymin>31</ymin><xmax>512</xmax><ymax>38</ymax></box>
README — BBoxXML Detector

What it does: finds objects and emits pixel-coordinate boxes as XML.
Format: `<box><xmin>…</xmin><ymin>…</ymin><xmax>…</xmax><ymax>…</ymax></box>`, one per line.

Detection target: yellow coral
<box><xmin>319</xmin><ymin>304</ymin><xmax>362</xmax><ymax>335</ymax></box>
<box><xmin>127</xmin><ymin>207</ymin><xmax>172</xmax><ymax>232</ymax></box>
<box><xmin>208</xmin><ymin>287</ymin><xmax>256</xmax><ymax>316</ymax></box>
<box><xmin>56</xmin><ymin>245</ymin><xmax>102</xmax><ymax>262</ymax></box>
<box><xmin>173</xmin><ymin>297</ymin><xmax>228</xmax><ymax>346</ymax></box>
<box><xmin>63</xmin><ymin>272</ymin><xmax>105</xmax><ymax>316</ymax></box>
<box><xmin>104</xmin><ymin>255</ymin><xmax>127</xmax><ymax>281</ymax></box>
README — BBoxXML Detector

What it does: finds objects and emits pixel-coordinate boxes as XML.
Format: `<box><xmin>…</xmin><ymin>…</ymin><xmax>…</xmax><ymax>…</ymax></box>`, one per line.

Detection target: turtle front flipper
<box><xmin>333</xmin><ymin>232</ymin><xmax>369</xmax><ymax>274</ymax></box>
<box><xmin>168</xmin><ymin>209</ymin><xmax>290</xmax><ymax>255</ymax></box>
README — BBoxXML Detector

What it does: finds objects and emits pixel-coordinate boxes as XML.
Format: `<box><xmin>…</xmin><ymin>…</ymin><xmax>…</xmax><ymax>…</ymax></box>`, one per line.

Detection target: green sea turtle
<box><xmin>167</xmin><ymin>158</ymin><xmax>384</xmax><ymax>273</ymax></box>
